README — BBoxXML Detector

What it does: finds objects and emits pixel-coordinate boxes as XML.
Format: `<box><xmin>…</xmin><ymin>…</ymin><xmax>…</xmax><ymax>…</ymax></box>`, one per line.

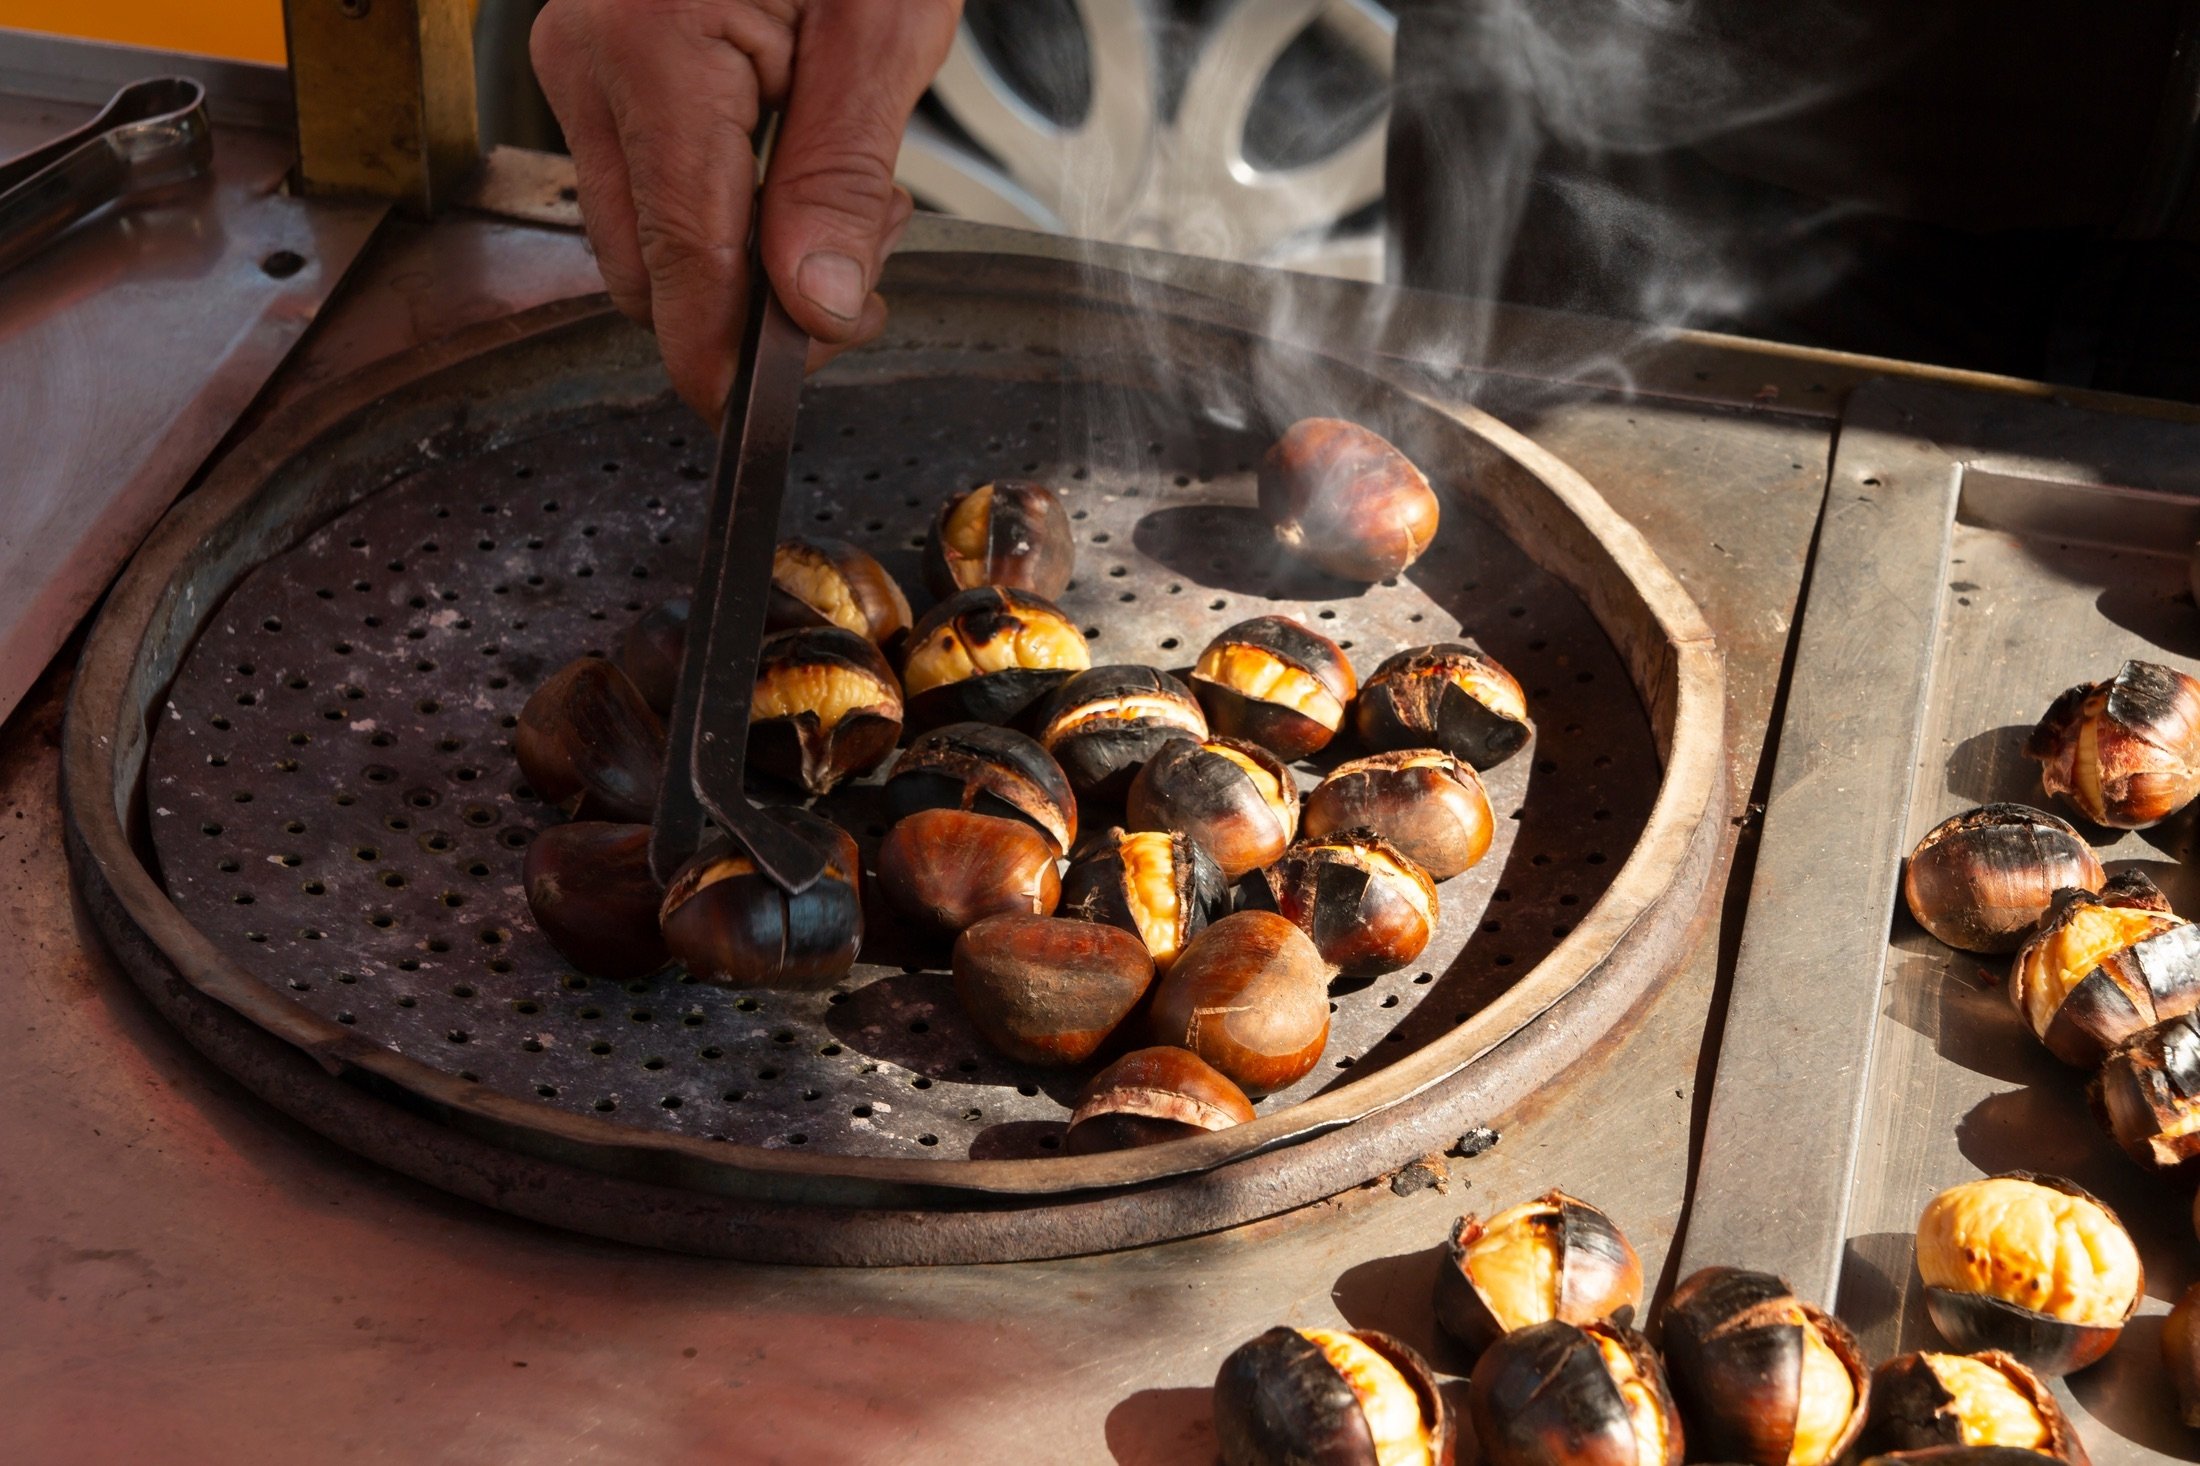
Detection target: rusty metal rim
<box><xmin>63</xmin><ymin>253</ymin><xmax>1725</xmax><ymax>1203</ymax></box>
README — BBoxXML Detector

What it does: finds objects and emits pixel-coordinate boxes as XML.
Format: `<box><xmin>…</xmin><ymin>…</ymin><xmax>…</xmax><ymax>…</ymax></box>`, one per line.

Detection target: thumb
<box><xmin>759</xmin><ymin>0</ymin><xmax>961</xmax><ymax>343</ymax></box>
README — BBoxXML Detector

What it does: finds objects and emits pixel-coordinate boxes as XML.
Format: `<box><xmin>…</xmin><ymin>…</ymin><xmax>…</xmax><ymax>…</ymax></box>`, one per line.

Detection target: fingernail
<box><xmin>796</xmin><ymin>251</ymin><xmax>867</xmax><ymax>322</ymax></box>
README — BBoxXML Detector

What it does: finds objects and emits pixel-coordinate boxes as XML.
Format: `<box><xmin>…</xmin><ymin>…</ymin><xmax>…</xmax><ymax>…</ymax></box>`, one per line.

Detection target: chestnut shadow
<box><xmin>1940</xmin><ymin>723</ymin><xmax>2038</xmax><ymax>807</ymax></box>
<box><xmin>968</xmin><ymin>1119</ymin><xmax>1070</xmax><ymax>1160</ymax></box>
<box><xmin>1131</xmin><ymin>503</ymin><xmax>1375</xmax><ymax>601</ymax></box>
<box><xmin>1332</xmin><ymin>1243</ymin><xmax>1457</xmax><ymax>1373</ymax></box>
<box><xmin>2095</xmin><ymin>573</ymin><xmax>2200</xmax><ymax>662</ymax></box>
<box><xmin>2106</xmin><ymin>855</ymin><xmax>2200</xmax><ymax>913</ymax></box>
<box><xmin>2131</xmin><ymin>804</ymin><xmax>2200</xmax><ymax>869</ymax></box>
<box><xmin>1836</xmin><ymin>1230</ymin><xmax>1925</xmax><ymax>1352</ymax></box>
<box><xmin>2070</xmin><ymin>1311</ymin><xmax>2200</xmax><ymax>1462</ymax></box>
<box><xmin>820</xmin><ymin>969</ymin><xmax>1084</xmax><ymax>1104</ymax></box>
<box><xmin>1925</xmin><ymin>949</ymin><xmax>2058</xmax><ymax>1088</ymax></box>
<box><xmin>1104</xmin><ymin>1386</ymin><xmax>1216</xmax><ymax>1466</ymax></box>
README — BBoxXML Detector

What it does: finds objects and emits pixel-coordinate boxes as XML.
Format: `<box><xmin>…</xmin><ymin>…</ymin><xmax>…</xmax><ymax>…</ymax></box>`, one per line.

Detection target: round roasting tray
<box><xmin>65</xmin><ymin>252</ymin><xmax>1724</xmax><ymax>1263</ymax></box>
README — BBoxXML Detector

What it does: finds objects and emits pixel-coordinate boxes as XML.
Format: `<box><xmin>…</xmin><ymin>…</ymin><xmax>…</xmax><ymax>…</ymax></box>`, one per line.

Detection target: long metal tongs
<box><xmin>648</xmin><ymin>118</ymin><xmax>826</xmax><ymax>892</ymax></box>
<box><xmin>0</xmin><ymin>77</ymin><xmax>211</xmax><ymax>277</ymax></box>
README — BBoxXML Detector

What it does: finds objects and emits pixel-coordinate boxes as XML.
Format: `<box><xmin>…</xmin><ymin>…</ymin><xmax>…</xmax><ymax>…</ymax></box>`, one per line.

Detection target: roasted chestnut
<box><xmin>2090</xmin><ymin>1009</ymin><xmax>2200</xmax><ymax>1168</ymax></box>
<box><xmin>922</xmin><ymin>480</ymin><xmax>1075</xmax><ymax>600</ymax></box>
<box><xmin>766</xmin><ymin>535</ymin><xmax>912</xmax><ymax>647</ymax></box>
<box><xmin>1355</xmin><ymin>644</ymin><xmax>1533</xmax><ymax>771</ymax></box>
<box><xmin>1147</xmin><ymin>909</ymin><xmax>1330</xmax><ymax>1095</ymax></box>
<box><xmin>1126</xmin><ymin>736</ymin><xmax>1299</xmax><ymax>880</ymax></box>
<box><xmin>1469</xmin><ymin>1319</ymin><xmax>1682</xmax><ymax>1466</ymax></box>
<box><xmin>2163</xmin><ymin>1280</ymin><xmax>2200</xmax><ymax>1427</ymax></box>
<box><xmin>514</xmin><ymin>656</ymin><xmax>666</xmax><ymax>823</ymax></box>
<box><xmin>951</xmin><ymin>913</ymin><xmax>1152</xmax><ymax>1066</ymax></box>
<box><xmin>2026</xmin><ymin>659</ymin><xmax>2200</xmax><ymax>828</ymax></box>
<box><xmin>618</xmin><ymin>596</ymin><xmax>688</xmax><ymax>715</ymax></box>
<box><xmin>1259</xmin><ymin>418</ymin><xmax>1441</xmax><ymax>584</ymax></box>
<box><xmin>883</xmin><ymin>722</ymin><xmax>1077</xmax><ymax>855</ymax></box>
<box><xmin>1863</xmin><ymin>1352</ymin><xmax>2087</xmax><ymax>1463</ymax></box>
<box><xmin>899</xmin><ymin>586</ymin><xmax>1092</xmax><ymax>731</ymax></box>
<box><xmin>658</xmin><ymin>807</ymin><xmax>862</xmax><ymax>989</ymax></box>
<box><xmin>2007</xmin><ymin>871</ymin><xmax>2200</xmax><ymax>1067</ymax></box>
<box><xmin>875</xmin><ymin>807</ymin><xmax>1061</xmax><ymax>936</ymax></box>
<box><xmin>1903</xmin><ymin>804</ymin><xmax>2104</xmax><ymax>955</ymax></box>
<box><xmin>521</xmin><ymin>821</ymin><xmax>669</xmax><ymax>980</ymax></box>
<box><xmin>748</xmin><ymin>625</ymin><xmax>903</xmax><ymax>796</ymax></box>
<box><xmin>1434</xmin><ymin>1191</ymin><xmax>1642</xmax><ymax>1356</ymax></box>
<box><xmin>1264</xmin><ymin>830</ymin><xmax>1438</xmax><ymax>977</ymax></box>
<box><xmin>1036</xmin><ymin>664</ymin><xmax>1208</xmax><ymax>800</ymax></box>
<box><xmin>1061</xmin><ymin>827</ymin><xmax>1230</xmax><ymax>975</ymax></box>
<box><xmin>1064</xmin><ymin>1045</ymin><xmax>1256</xmax><ymax>1154</ymax></box>
<box><xmin>1191</xmin><ymin>616</ymin><xmax>1359</xmax><ymax>760</ymax></box>
<box><xmin>1302</xmin><ymin>750</ymin><xmax>1494</xmax><ymax>881</ymax></box>
<box><xmin>1215</xmin><ymin>1325</ymin><xmax>1452</xmax><ymax>1466</ymax></box>
<box><xmin>1915</xmin><ymin>1173</ymin><xmax>2141</xmax><ymax>1375</ymax></box>
<box><xmin>1661</xmin><ymin>1266</ymin><xmax>1869</xmax><ymax>1466</ymax></box>
<box><xmin>1857</xmin><ymin>1450</ymin><xmax>2068</xmax><ymax>1466</ymax></box>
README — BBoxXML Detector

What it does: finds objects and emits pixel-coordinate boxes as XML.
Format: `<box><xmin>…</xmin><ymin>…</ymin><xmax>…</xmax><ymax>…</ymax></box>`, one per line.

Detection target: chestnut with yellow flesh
<box><xmin>1066</xmin><ymin>1045</ymin><xmax>1254</xmax><ymax>1153</ymax></box>
<box><xmin>1037</xmin><ymin>665</ymin><xmax>1208</xmax><ymax>799</ymax></box>
<box><xmin>2026</xmin><ymin>659</ymin><xmax>2200</xmax><ymax>828</ymax></box>
<box><xmin>923</xmin><ymin>480</ymin><xmax>1075</xmax><ymax>600</ymax></box>
<box><xmin>1126</xmin><ymin>737</ymin><xmax>1300</xmax><ymax>880</ymax></box>
<box><xmin>899</xmin><ymin>587</ymin><xmax>1090</xmax><ymax>731</ymax></box>
<box><xmin>1436</xmin><ymin>1191</ymin><xmax>1643</xmax><ymax>1356</ymax></box>
<box><xmin>658</xmin><ymin>809</ymin><xmax>862</xmax><ymax>990</ymax></box>
<box><xmin>1197</xmin><ymin>643</ymin><xmax>1344</xmax><ymax>725</ymax></box>
<box><xmin>942</xmin><ymin>485</ymin><xmax>990</xmax><ymax>562</ymax></box>
<box><xmin>1923</xmin><ymin>1357</ymin><xmax>2048</xmax><ymax>1450</ymax></box>
<box><xmin>747</xmin><ymin>626</ymin><xmax>903</xmax><ymax>796</ymax></box>
<box><xmin>1469</xmin><ymin>1319</ymin><xmax>1682</xmax><ymax>1466</ymax></box>
<box><xmin>751</xmin><ymin>659</ymin><xmax>895</xmax><ymax>727</ymax></box>
<box><xmin>2004</xmin><ymin>869</ymin><xmax>2200</xmax><ymax>1067</ymax></box>
<box><xmin>1460</xmin><ymin>1201</ymin><xmax>1561</xmax><ymax>1332</ymax></box>
<box><xmin>1120</xmin><ymin>834</ymin><xmax>1185</xmax><ymax>966</ymax></box>
<box><xmin>1593</xmin><ymin>1328</ymin><xmax>1676</xmax><ymax>1466</ymax></box>
<box><xmin>2094</xmin><ymin>1010</ymin><xmax>2200</xmax><ymax>1168</ymax></box>
<box><xmin>902</xmin><ymin>612</ymin><xmax>1090</xmax><ymax>693</ymax></box>
<box><xmin>2012</xmin><ymin>903</ymin><xmax>2178</xmax><ymax>1036</ymax></box>
<box><xmin>1301</xmin><ymin>1329</ymin><xmax>1435</xmax><ymax>1466</ymax></box>
<box><xmin>1214</xmin><ymin>1325</ymin><xmax>1451</xmax><ymax>1466</ymax></box>
<box><xmin>1059</xmin><ymin>827</ymin><xmax>1229</xmax><ymax>975</ymax></box>
<box><xmin>1863</xmin><ymin>1351</ymin><xmax>2083</xmax><ymax>1464</ymax></box>
<box><xmin>1265</xmin><ymin>831</ymin><xmax>1438</xmax><ymax>978</ymax></box>
<box><xmin>1661</xmin><ymin>1266</ymin><xmax>1869</xmax><ymax>1466</ymax></box>
<box><xmin>1355</xmin><ymin>644</ymin><xmax>1534</xmax><ymax>772</ymax></box>
<box><xmin>1789</xmin><ymin>1309</ymin><xmax>1857</xmax><ymax>1466</ymax></box>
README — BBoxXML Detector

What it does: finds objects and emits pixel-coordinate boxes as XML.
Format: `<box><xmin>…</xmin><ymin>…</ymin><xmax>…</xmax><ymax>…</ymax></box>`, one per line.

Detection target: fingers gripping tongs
<box><xmin>648</xmin><ymin>122</ymin><xmax>826</xmax><ymax>893</ymax></box>
<box><xmin>0</xmin><ymin>77</ymin><xmax>211</xmax><ymax>277</ymax></box>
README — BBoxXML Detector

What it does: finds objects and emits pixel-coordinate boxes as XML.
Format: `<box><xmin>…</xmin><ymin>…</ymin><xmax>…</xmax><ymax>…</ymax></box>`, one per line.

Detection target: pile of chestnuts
<box><xmin>509</xmin><ymin>418</ymin><xmax>1550</xmax><ymax>1152</ymax></box>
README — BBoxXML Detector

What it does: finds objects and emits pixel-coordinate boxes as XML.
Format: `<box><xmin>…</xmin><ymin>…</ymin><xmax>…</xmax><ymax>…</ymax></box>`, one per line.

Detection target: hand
<box><xmin>532</xmin><ymin>0</ymin><xmax>962</xmax><ymax>418</ymax></box>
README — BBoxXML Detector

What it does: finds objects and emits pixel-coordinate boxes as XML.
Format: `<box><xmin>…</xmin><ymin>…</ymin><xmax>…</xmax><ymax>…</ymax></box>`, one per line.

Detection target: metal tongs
<box><xmin>648</xmin><ymin>118</ymin><xmax>826</xmax><ymax>892</ymax></box>
<box><xmin>0</xmin><ymin>77</ymin><xmax>211</xmax><ymax>278</ymax></box>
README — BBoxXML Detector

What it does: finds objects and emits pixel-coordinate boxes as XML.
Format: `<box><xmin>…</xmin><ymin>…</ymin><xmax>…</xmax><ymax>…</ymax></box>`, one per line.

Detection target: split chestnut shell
<box><xmin>1059</xmin><ymin>826</ymin><xmax>1229</xmax><ymax>975</ymax></box>
<box><xmin>1469</xmin><ymin>1319</ymin><xmax>1683</xmax><ymax>1466</ymax></box>
<box><xmin>950</xmin><ymin>913</ymin><xmax>1152</xmax><ymax>1067</ymax></box>
<box><xmin>899</xmin><ymin>586</ymin><xmax>1091</xmax><ymax>731</ymax></box>
<box><xmin>1065</xmin><ymin>1045</ymin><xmax>1255</xmax><ymax>1154</ymax></box>
<box><xmin>1862</xmin><ymin>1351</ymin><xmax>2087</xmax><ymax>1464</ymax></box>
<box><xmin>1148</xmin><ymin>909</ymin><xmax>1331</xmax><ymax>1096</ymax></box>
<box><xmin>2007</xmin><ymin>871</ymin><xmax>2200</xmax><ymax>1068</ymax></box>
<box><xmin>884</xmin><ymin>721</ymin><xmax>1078</xmax><ymax>856</ymax></box>
<box><xmin>1258</xmin><ymin>418</ymin><xmax>1441</xmax><ymax>583</ymax></box>
<box><xmin>521</xmin><ymin>821</ymin><xmax>668</xmax><ymax>981</ymax></box>
<box><xmin>1191</xmin><ymin>615</ymin><xmax>1359</xmax><ymax>760</ymax></box>
<box><xmin>1433</xmin><ymin>1191</ymin><xmax>1642</xmax><ymax>1356</ymax></box>
<box><xmin>1215</xmin><ymin>1325</ymin><xmax>1453</xmax><ymax>1466</ymax></box>
<box><xmin>1901</xmin><ymin>804</ymin><xmax>2103</xmax><ymax>955</ymax></box>
<box><xmin>766</xmin><ymin>535</ymin><xmax>912</xmax><ymax>647</ymax></box>
<box><xmin>1303</xmin><ymin>750</ymin><xmax>1494</xmax><ymax>881</ymax></box>
<box><xmin>922</xmin><ymin>480</ymin><xmax>1075</xmax><ymax>600</ymax></box>
<box><xmin>658</xmin><ymin>808</ymin><xmax>862</xmax><ymax>989</ymax></box>
<box><xmin>2093</xmin><ymin>1009</ymin><xmax>2200</xmax><ymax>1168</ymax></box>
<box><xmin>1262</xmin><ymin>830</ymin><xmax>1439</xmax><ymax>978</ymax></box>
<box><xmin>1355</xmin><ymin>643</ymin><xmax>1532</xmax><ymax>771</ymax></box>
<box><xmin>1126</xmin><ymin>736</ymin><xmax>1300</xmax><ymax>880</ymax></box>
<box><xmin>747</xmin><ymin>625</ymin><xmax>903</xmax><ymax>796</ymax></box>
<box><xmin>513</xmin><ymin>656</ymin><xmax>666</xmax><ymax>823</ymax></box>
<box><xmin>2025</xmin><ymin>659</ymin><xmax>2200</xmax><ymax>828</ymax></box>
<box><xmin>1660</xmin><ymin>1266</ymin><xmax>1870</xmax><ymax>1466</ymax></box>
<box><xmin>1036</xmin><ymin>663</ymin><xmax>1208</xmax><ymax>800</ymax></box>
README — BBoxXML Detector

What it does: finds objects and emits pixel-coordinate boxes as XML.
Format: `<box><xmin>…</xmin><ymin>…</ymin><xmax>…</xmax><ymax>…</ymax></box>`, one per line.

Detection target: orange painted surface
<box><xmin>8</xmin><ymin>1</ymin><xmax>288</xmax><ymax>65</ymax></box>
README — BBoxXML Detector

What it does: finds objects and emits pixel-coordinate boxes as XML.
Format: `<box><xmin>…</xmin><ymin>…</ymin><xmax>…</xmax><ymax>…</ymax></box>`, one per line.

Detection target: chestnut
<box><xmin>2164</xmin><ymin>1281</ymin><xmax>2200</xmax><ymax>1427</ymax></box>
<box><xmin>1036</xmin><ymin>664</ymin><xmax>1208</xmax><ymax>800</ymax></box>
<box><xmin>950</xmin><ymin>913</ymin><xmax>1152</xmax><ymax>1067</ymax></box>
<box><xmin>2007</xmin><ymin>870</ymin><xmax>2200</xmax><ymax>1067</ymax></box>
<box><xmin>618</xmin><ymin>596</ymin><xmax>688</xmax><ymax>716</ymax></box>
<box><xmin>1060</xmin><ymin>827</ymin><xmax>1229</xmax><ymax>975</ymax></box>
<box><xmin>2026</xmin><ymin>659</ymin><xmax>2200</xmax><ymax>828</ymax></box>
<box><xmin>747</xmin><ymin>625</ymin><xmax>904</xmax><ymax>796</ymax></box>
<box><xmin>1302</xmin><ymin>750</ymin><xmax>1494</xmax><ymax>881</ymax></box>
<box><xmin>1434</xmin><ymin>1191</ymin><xmax>1642</xmax><ymax>1356</ymax></box>
<box><xmin>1661</xmin><ymin>1266</ymin><xmax>1869</xmax><ymax>1466</ymax></box>
<box><xmin>1903</xmin><ymin>804</ymin><xmax>2104</xmax><ymax>955</ymax></box>
<box><xmin>884</xmin><ymin>722</ymin><xmax>1077</xmax><ymax>855</ymax></box>
<box><xmin>521</xmin><ymin>821</ymin><xmax>669</xmax><ymax>981</ymax></box>
<box><xmin>1355</xmin><ymin>643</ymin><xmax>1533</xmax><ymax>771</ymax></box>
<box><xmin>1469</xmin><ymin>1319</ymin><xmax>1682</xmax><ymax>1466</ymax></box>
<box><xmin>922</xmin><ymin>480</ymin><xmax>1075</xmax><ymax>600</ymax></box>
<box><xmin>514</xmin><ymin>656</ymin><xmax>666</xmax><ymax>823</ymax></box>
<box><xmin>1258</xmin><ymin>418</ymin><xmax>1441</xmax><ymax>583</ymax></box>
<box><xmin>1857</xmin><ymin>1451</ymin><xmax>2068</xmax><ymax>1466</ymax></box>
<box><xmin>1863</xmin><ymin>1352</ymin><xmax>2087</xmax><ymax>1464</ymax></box>
<box><xmin>1915</xmin><ymin>1173</ymin><xmax>2141</xmax><ymax>1376</ymax></box>
<box><xmin>1126</xmin><ymin>736</ymin><xmax>1299</xmax><ymax>880</ymax></box>
<box><xmin>1147</xmin><ymin>909</ymin><xmax>1330</xmax><ymax>1095</ymax></box>
<box><xmin>1191</xmin><ymin>616</ymin><xmax>1358</xmax><ymax>760</ymax></box>
<box><xmin>1215</xmin><ymin>1325</ymin><xmax>1452</xmax><ymax>1466</ymax></box>
<box><xmin>658</xmin><ymin>807</ymin><xmax>861</xmax><ymax>989</ymax></box>
<box><xmin>1064</xmin><ymin>1045</ymin><xmax>1255</xmax><ymax>1154</ymax></box>
<box><xmin>875</xmin><ymin>807</ymin><xmax>1061</xmax><ymax>936</ymax></box>
<box><xmin>766</xmin><ymin>535</ymin><xmax>912</xmax><ymax>647</ymax></box>
<box><xmin>899</xmin><ymin>586</ymin><xmax>1092</xmax><ymax>731</ymax></box>
<box><xmin>2090</xmin><ymin>1010</ymin><xmax>2200</xmax><ymax>1168</ymax></box>
<box><xmin>1263</xmin><ymin>830</ymin><xmax>1438</xmax><ymax>978</ymax></box>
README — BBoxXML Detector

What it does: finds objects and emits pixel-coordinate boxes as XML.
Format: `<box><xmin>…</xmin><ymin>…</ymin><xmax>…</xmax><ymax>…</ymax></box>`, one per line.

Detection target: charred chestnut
<box><xmin>2164</xmin><ymin>1281</ymin><xmax>2200</xmax><ymax>1427</ymax></box>
<box><xmin>922</xmin><ymin>480</ymin><xmax>1076</xmax><ymax>600</ymax></box>
<box><xmin>1191</xmin><ymin>616</ymin><xmax>1359</xmax><ymax>760</ymax></box>
<box><xmin>618</xmin><ymin>597</ymin><xmax>688</xmax><ymax>716</ymax></box>
<box><xmin>521</xmin><ymin>821</ymin><xmax>668</xmax><ymax>981</ymax></box>
<box><xmin>899</xmin><ymin>586</ymin><xmax>1092</xmax><ymax>731</ymax></box>
<box><xmin>1858</xmin><ymin>1451</ymin><xmax>2069</xmax><ymax>1466</ymax></box>
<box><xmin>2026</xmin><ymin>659</ymin><xmax>2200</xmax><ymax>828</ymax></box>
<box><xmin>1864</xmin><ymin>1352</ymin><xmax>2087</xmax><ymax>1463</ymax></box>
<box><xmin>748</xmin><ymin>625</ymin><xmax>903</xmax><ymax>796</ymax></box>
<box><xmin>1661</xmin><ymin>1266</ymin><xmax>1869</xmax><ymax>1466</ymax></box>
<box><xmin>1259</xmin><ymin>418</ymin><xmax>1441</xmax><ymax>584</ymax></box>
<box><xmin>1060</xmin><ymin>827</ymin><xmax>1229</xmax><ymax>975</ymax></box>
<box><xmin>1037</xmin><ymin>664</ymin><xmax>1208</xmax><ymax>799</ymax></box>
<box><xmin>875</xmin><ymin>807</ymin><xmax>1061</xmax><ymax>936</ymax></box>
<box><xmin>1147</xmin><ymin>909</ymin><xmax>1330</xmax><ymax>1095</ymax></box>
<box><xmin>2007</xmin><ymin>871</ymin><xmax>2200</xmax><ymax>1067</ymax></box>
<box><xmin>1264</xmin><ymin>830</ymin><xmax>1438</xmax><ymax>977</ymax></box>
<box><xmin>951</xmin><ymin>913</ymin><xmax>1152</xmax><ymax>1066</ymax></box>
<box><xmin>1126</xmin><ymin>736</ymin><xmax>1300</xmax><ymax>880</ymax></box>
<box><xmin>514</xmin><ymin>656</ymin><xmax>666</xmax><ymax>823</ymax></box>
<box><xmin>1215</xmin><ymin>1325</ymin><xmax>1452</xmax><ymax>1466</ymax></box>
<box><xmin>1303</xmin><ymin>750</ymin><xmax>1494</xmax><ymax>881</ymax></box>
<box><xmin>1065</xmin><ymin>1045</ymin><xmax>1255</xmax><ymax>1154</ymax></box>
<box><xmin>1469</xmin><ymin>1319</ymin><xmax>1683</xmax><ymax>1466</ymax></box>
<box><xmin>884</xmin><ymin>722</ymin><xmax>1077</xmax><ymax>855</ymax></box>
<box><xmin>1355</xmin><ymin>644</ymin><xmax>1532</xmax><ymax>771</ymax></box>
<box><xmin>1434</xmin><ymin>1191</ymin><xmax>1643</xmax><ymax>1356</ymax></box>
<box><xmin>1903</xmin><ymin>804</ymin><xmax>2104</xmax><ymax>955</ymax></box>
<box><xmin>658</xmin><ymin>807</ymin><xmax>861</xmax><ymax>989</ymax></box>
<box><xmin>766</xmin><ymin>536</ymin><xmax>912</xmax><ymax>647</ymax></box>
<box><xmin>1915</xmin><ymin>1173</ymin><xmax>2141</xmax><ymax>1376</ymax></box>
<box><xmin>2091</xmin><ymin>1010</ymin><xmax>2200</xmax><ymax>1168</ymax></box>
